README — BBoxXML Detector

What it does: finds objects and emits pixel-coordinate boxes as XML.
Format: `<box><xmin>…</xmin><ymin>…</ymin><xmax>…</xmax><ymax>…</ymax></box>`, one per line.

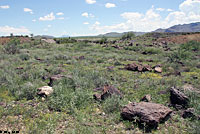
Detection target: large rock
<box><xmin>93</xmin><ymin>85</ymin><xmax>123</xmax><ymax>101</ymax></box>
<box><xmin>121</xmin><ymin>102</ymin><xmax>172</xmax><ymax>128</ymax></box>
<box><xmin>37</xmin><ymin>86</ymin><xmax>53</xmax><ymax>97</ymax></box>
<box><xmin>170</xmin><ymin>87</ymin><xmax>189</xmax><ymax>107</ymax></box>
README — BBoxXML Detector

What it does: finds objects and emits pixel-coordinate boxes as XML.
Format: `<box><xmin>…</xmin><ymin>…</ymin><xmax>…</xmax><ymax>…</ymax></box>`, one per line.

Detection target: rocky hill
<box><xmin>154</xmin><ymin>22</ymin><xmax>200</xmax><ymax>33</ymax></box>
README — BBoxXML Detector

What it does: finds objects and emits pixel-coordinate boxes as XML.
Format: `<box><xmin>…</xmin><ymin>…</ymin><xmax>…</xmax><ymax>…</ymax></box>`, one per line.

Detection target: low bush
<box><xmin>3</xmin><ymin>39</ymin><xmax>20</xmax><ymax>54</ymax></box>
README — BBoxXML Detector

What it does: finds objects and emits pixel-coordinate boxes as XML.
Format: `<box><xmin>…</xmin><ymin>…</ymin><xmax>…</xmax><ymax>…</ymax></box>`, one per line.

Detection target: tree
<box><xmin>121</xmin><ymin>32</ymin><xmax>135</xmax><ymax>40</ymax></box>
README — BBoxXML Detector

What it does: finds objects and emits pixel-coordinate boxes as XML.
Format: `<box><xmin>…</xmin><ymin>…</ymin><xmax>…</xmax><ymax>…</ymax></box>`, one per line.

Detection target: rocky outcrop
<box><xmin>124</xmin><ymin>62</ymin><xmax>152</xmax><ymax>72</ymax></box>
<box><xmin>121</xmin><ymin>102</ymin><xmax>172</xmax><ymax>128</ymax></box>
<box><xmin>93</xmin><ymin>85</ymin><xmax>123</xmax><ymax>101</ymax></box>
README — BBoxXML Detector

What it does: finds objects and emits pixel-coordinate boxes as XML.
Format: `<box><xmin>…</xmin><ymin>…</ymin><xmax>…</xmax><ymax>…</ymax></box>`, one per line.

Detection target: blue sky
<box><xmin>0</xmin><ymin>0</ymin><xmax>200</xmax><ymax>37</ymax></box>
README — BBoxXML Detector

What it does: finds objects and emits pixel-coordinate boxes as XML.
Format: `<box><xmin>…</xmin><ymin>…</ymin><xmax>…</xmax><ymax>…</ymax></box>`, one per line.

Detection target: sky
<box><xmin>0</xmin><ymin>0</ymin><xmax>200</xmax><ymax>37</ymax></box>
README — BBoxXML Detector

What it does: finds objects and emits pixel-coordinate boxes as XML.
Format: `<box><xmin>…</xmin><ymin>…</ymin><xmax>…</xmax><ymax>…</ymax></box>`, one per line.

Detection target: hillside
<box><xmin>154</xmin><ymin>22</ymin><xmax>200</xmax><ymax>33</ymax></box>
<box><xmin>0</xmin><ymin>33</ymin><xmax>199</xmax><ymax>133</ymax></box>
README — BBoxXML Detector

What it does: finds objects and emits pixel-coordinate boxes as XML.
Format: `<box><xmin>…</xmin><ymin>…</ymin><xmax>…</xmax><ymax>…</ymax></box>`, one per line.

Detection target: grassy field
<box><xmin>0</xmin><ymin>33</ymin><xmax>200</xmax><ymax>134</ymax></box>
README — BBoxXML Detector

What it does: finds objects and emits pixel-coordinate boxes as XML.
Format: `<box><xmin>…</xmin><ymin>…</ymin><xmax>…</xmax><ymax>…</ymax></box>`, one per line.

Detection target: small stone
<box><xmin>140</xmin><ymin>94</ymin><xmax>151</xmax><ymax>102</ymax></box>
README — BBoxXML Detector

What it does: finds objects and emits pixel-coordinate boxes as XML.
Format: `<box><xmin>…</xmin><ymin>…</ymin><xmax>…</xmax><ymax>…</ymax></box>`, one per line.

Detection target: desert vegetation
<box><xmin>0</xmin><ymin>32</ymin><xmax>200</xmax><ymax>134</ymax></box>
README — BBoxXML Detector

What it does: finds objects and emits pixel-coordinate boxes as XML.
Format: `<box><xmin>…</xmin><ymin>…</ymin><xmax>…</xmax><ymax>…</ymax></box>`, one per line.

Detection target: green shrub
<box><xmin>3</xmin><ymin>39</ymin><xmax>20</xmax><ymax>54</ymax></box>
<box><xmin>19</xmin><ymin>53</ymin><xmax>30</xmax><ymax>61</ymax></box>
<box><xmin>121</xmin><ymin>32</ymin><xmax>135</xmax><ymax>40</ymax></box>
<box><xmin>180</xmin><ymin>41</ymin><xmax>200</xmax><ymax>52</ymax></box>
<box><xmin>142</xmin><ymin>47</ymin><xmax>161</xmax><ymax>54</ymax></box>
<box><xmin>168</xmin><ymin>49</ymin><xmax>191</xmax><ymax>63</ymax></box>
<box><xmin>102</xmin><ymin>95</ymin><xmax>122</xmax><ymax>114</ymax></box>
<box><xmin>99</xmin><ymin>36</ymin><xmax>108</xmax><ymax>44</ymax></box>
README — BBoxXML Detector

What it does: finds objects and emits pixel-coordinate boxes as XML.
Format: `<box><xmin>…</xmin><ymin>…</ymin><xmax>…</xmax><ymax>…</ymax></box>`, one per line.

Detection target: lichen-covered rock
<box><xmin>121</xmin><ymin>102</ymin><xmax>172</xmax><ymax>128</ymax></box>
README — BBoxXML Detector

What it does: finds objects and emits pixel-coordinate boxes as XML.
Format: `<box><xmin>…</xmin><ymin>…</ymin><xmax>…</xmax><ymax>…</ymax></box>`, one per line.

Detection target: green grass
<box><xmin>0</xmin><ymin>36</ymin><xmax>199</xmax><ymax>133</ymax></box>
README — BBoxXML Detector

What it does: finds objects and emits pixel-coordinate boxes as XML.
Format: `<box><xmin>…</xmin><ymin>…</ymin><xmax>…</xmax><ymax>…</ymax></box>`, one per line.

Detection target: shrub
<box><xmin>142</xmin><ymin>47</ymin><xmax>161</xmax><ymax>54</ymax></box>
<box><xmin>121</xmin><ymin>32</ymin><xmax>135</xmax><ymax>40</ymax></box>
<box><xmin>19</xmin><ymin>53</ymin><xmax>30</xmax><ymax>61</ymax></box>
<box><xmin>99</xmin><ymin>36</ymin><xmax>108</xmax><ymax>44</ymax></box>
<box><xmin>180</xmin><ymin>41</ymin><xmax>200</xmax><ymax>52</ymax></box>
<box><xmin>168</xmin><ymin>49</ymin><xmax>191</xmax><ymax>63</ymax></box>
<box><xmin>3</xmin><ymin>39</ymin><xmax>20</xmax><ymax>54</ymax></box>
<box><xmin>102</xmin><ymin>95</ymin><xmax>122</xmax><ymax>114</ymax></box>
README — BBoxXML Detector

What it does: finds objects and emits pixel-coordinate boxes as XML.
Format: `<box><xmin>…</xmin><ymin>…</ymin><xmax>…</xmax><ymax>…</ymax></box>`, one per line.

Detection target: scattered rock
<box><xmin>181</xmin><ymin>108</ymin><xmax>195</xmax><ymax>118</ymax></box>
<box><xmin>158</xmin><ymin>90</ymin><xmax>167</xmax><ymax>95</ymax></box>
<box><xmin>37</xmin><ymin>86</ymin><xmax>53</xmax><ymax>97</ymax></box>
<box><xmin>121</xmin><ymin>102</ymin><xmax>172</xmax><ymax>128</ymax></box>
<box><xmin>107</xmin><ymin>66</ymin><xmax>115</xmax><ymax>71</ymax></box>
<box><xmin>154</xmin><ymin>66</ymin><xmax>162</xmax><ymax>73</ymax></box>
<box><xmin>170</xmin><ymin>87</ymin><xmax>189</xmax><ymax>107</ymax></box>
<box><xmin>124</xmin><ymin>62</ymin><xmax>152</xmax><ymax>72</ymax></box>
<box><xmin>93</xmin><ymin>85</ymin><xmax>123</xmax><ymax>101</ymax></box>
<box><xmin>140</xmin><ymin>94</ymin><xmax>151</xmax><ymax>102</ymax></box>
<box><xmin>0</xmin><ymin>102</ymin><xmax>6</xmax><ymax>107</ymax></box>
<box><xmin>48</xmin><ymin>74</ymin><xmax>70</xmax><ymax>87</ymax></box>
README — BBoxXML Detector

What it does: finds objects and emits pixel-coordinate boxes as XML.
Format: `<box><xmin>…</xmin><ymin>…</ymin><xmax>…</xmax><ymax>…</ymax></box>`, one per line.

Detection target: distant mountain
<box><xmin>34</xmin><ymin>35</ymin><xmax>55</xmax><ymax>39</ymax></box>
<box><xmin>60</xmin><ymin>35</ymin><xmax>70</xmax><ymax>38</ymax></box>
<box><xmin>98</xmin><ymin>31</ymin><xmax>146</xmax><ymax>37</ymax></box>
<box><xmin>154</xmin><ymin>22</ymin><xmax>200</xmax><ymax>33</ymax></box>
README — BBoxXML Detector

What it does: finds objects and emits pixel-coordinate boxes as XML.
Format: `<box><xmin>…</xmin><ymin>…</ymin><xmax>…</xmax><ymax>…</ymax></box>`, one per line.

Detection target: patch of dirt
<box><xmin>157</xmin><ymin>33</ymin><xmax>200</xmax><ymax>44</ymax></box>
<box><xmin>0</xmin><ymin>37</ymin><xmax>31</xmax><ymax>45</ymax></box>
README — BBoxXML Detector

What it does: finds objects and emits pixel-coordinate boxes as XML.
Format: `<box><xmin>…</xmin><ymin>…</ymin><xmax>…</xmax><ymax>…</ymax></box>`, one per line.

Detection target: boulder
<box><xmin>140</xmin><ymin>94</ymin><xmax>151</xmax><ymax>102</ymax></box>
<box><xmin>93</xmin><ymin>85</ymin><xmax>123</xmax><ymax>101</ymax></box>
<box><xmin>37</xmin><ymin>86</ymin><xmax>53</xmax><ymax>97</ymax></box>
<box><xmin>170</xmin><ymin>87</ymin><xmax>189</xmax><ymax>107</ymax></box>
<box><xmin>121</xmin><ymin>102</ymin><xmax>172</xmax><ymax>128</ymax></box>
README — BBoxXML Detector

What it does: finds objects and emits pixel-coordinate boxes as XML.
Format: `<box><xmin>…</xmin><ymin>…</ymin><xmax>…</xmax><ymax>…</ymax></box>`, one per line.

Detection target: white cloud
<box><xmin>167</xmin><ymin>9</ymin><xmax>173</xmax><ymax>12</ymax></box>
<box><xmin>32</xmin><ymin>19</ymin><xmax>36</xmax><ymax>22</ymax></box>
<box><xmin>105</xmin><ymin>3</ymin><xmax>116</xmax><ymax>8</ymax></box>
<box><xmin>156</xmin><ymin>8</ymin><xmax>165</xmax><ymax>11</ymax></box>
<box><xmin>39</xmin><ymin>12</ymin><xmax>55</xmax><ymax>21</ymax></box>
<box><xmin>81</xmin><ymin>12</ymin><xmax>95</xmax><ymax>18</ymax></box>
<box><xmin>95</xmin><ymin>21</ymin><xmax>100</xmax><ymax>25</ymax></box>
<box><xmin>24</xmin><ymin>8</ymin><xmax>33</xmax><ymax>14</ymax></box>
<box><xmin>47</xmin><ymin>25</ymin><xmax>52</xmax><ymax>28</ymax></box>
<box><xmin>83</xmin><ymin>22</ymin><xmax>89</xmax><ymax>25</ymax></box>
<box><xmin>0</xmin><ymin>26</ymin><xmax>30</xmax><ymax>36</ymax></box>
<box><xmin>58</xmin><ymin>17</ymin><xmax>64</xmax><ymax>20</ymax></box>
<box><xmin>0</xmin><ymin>5</ymin><xmax>9</xmax><ymax>9</ymax></box>
<box><xmin>56</xmin><ymin>12</ymin><xmax>64</xmax><ymax>16</ymax></box>
<box><xmin>90</xmin><ymin>0</ymin><xmax>200</xmax><ymax>33</ymax></box>
<box><xmin>85</xmin><ymin>0</ymin><xmax>96</xmax><ymax>4</ymax></box>
<box><xmin>82</xmin><ymin>12</ymin><xmax>89</xmax><ymax>17</ymax></box>
<box><xmin>179</xmin><ymin>0</ymin><xmax>200</xmax><ymax>15</ymax></box>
